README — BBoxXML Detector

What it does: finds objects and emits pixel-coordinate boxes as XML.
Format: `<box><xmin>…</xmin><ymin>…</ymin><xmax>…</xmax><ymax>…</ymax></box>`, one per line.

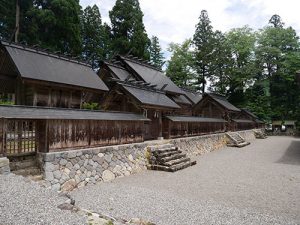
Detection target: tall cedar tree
<box><xmin>0</xmin><ymin>0</ymin><xmax>32</xmax><ymax>41</ymax></box>
<box><xmin>24</xmin><ymin>0</ymin><xmax>82</xmax><ymax>55</ymax></box>
<box><xmin>149</xmin><ymin>36</ymin><xmax>164</xmax><ymax>69</ymax></box>
<box><xmin>193</xmin><ymin>10</ymin><xmax>215</xmax><ymax>93</ymax></box>
<box><xmin>256</xmin><ymin>15</ymin><xmax>300</xmax><ymax>120</ymax></box>
<box><xmin>109</xmin><ymin>0</ymin><xmax>150</xmax><ymax>60</ymax></box>
<box><xmin>209</xmin><ymin>30</ymin><xmax>231</xmax><ymax>94</ymax></box>
<box><xmin>166</xmin><ymin>39</ymin><xmax>195</xmax><ymax>87</ymax></box>
<box><xmin>81</xmin><ymin>5</ymin><xmax>109</xmax><ymax>69</ymax></box>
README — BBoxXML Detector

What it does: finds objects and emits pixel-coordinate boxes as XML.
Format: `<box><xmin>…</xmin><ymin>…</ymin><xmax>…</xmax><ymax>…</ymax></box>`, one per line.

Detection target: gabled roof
<box><xmin>232</xmin><ymin>119</ymin><xmax>254</xmax><ymax>123</ymax></box>
<box><xmin>0</xmin><ymin>105</ymin><xmax>149</xmax><ymax>121</ymax></box>
<box><xmin>171</xmin><ymin>94</ymin><xmax>192</xmax><ymax>105</ymax></box>
<box><xmin>106</xmin><ymin>63</ymin><xmax>131</xmax><ymax>81</ymax></box>
<box><xmin>166</xmin><ymin>115</ymin><xmax>226</xmax><ymax>123</ymax></box>
<box><xmin>181</xmin><ymin>88</ymin><xmax>203</xmax><ymax>105</ymax></box>
<box><xmin>207</xmin><ymin>93</ymin><xmax>241</xmax><ymax>112</ymax></box>
<box><xmin>1</xmin><ymin>41</ymin><xmax>109</xmax><ymax>91</ymax></box>
<box><xmin>242</xmin><ymin>109</ymin><xmax>258</xmax><ymax>119</ymax></box>
<box><xmin>120</xmin><ymin>83</ymin><xmax>180</xmax><ymax>109</ymax></box>
<box><xmin>119</xmin><ymin>56</ymin><xmax>185</xmax><ymax>95</ymax></box>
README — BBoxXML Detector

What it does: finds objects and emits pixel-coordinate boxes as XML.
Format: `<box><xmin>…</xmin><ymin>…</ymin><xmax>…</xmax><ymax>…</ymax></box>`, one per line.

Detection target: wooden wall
<box><xmin>47</xmin><ymin>120</ymin><xmax>144</xmax><ymax>151</ymax></box>
<box><xmin>163</xmin><ymin>120</ymin><xmax>226</xmax><ymax>139</ymax></box>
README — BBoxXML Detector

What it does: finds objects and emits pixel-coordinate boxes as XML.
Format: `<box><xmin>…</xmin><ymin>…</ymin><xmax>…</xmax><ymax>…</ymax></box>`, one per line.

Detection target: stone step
<box><xmin>13</xmin><ymin>167</ymin><xmax>41</xmax><ymax>176</ymax></box>
<box><xmin>10</xmin><ymin>159</ymin><xmax>38</xmax><ymax>171</ymax></box>
<box><xmin>162</xmin><ymin>157</ymin><xmax>190</xmax><ymax>167</ymax></box>
<box><xmin>154</xmin><ymin>146</ymin><xmax>177</xmax><ymax>154</ymax></box>
<box><xmin>155</xmin><ymin>150</ymin><xmax>182</xmax><ymax>158</ymax></box>
<box><xmin>227</xmin><ymin>141</ymin><xmax>250</xmax><ymax>148</ymax></box>
<box><xmin>159</xmin><ymin>153</ymin><xmax>187</xmax><ymax>163</ymax></box>
<box><xmin>169</xmin><ymin>160</ymin><xmax>197</xmax><ymax>172</ymax></box>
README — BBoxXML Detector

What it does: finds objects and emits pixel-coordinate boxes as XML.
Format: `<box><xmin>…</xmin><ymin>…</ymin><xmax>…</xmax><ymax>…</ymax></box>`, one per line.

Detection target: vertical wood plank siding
<box><xmin>47</xmin><ymin>120</ymin><xmax>144</xmax><ymax>151</ymax></box>
<box><xmin>165</xmin><ymin>121</ymin><xmax>226</xmax><ymax>139</ymax></box>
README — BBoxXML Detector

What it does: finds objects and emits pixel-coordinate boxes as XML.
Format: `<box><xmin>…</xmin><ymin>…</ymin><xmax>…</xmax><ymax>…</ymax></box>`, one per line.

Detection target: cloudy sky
<box><xmin>80</xmin><ymin>0</ymin><xmax>300</xmax><ymax>56</ymax></box>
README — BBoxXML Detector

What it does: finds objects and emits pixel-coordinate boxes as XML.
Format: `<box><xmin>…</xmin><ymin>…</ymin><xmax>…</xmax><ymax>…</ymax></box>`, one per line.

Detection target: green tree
<box><xmin>224</xmin><ymin>26</ymin><xmax>257</xmax><ymax>106</ymax></box>
<box><xmin>0</xmin><ymin>0</ymin><xmax>32</xmax><ymax>41</ymax></box>
<box><xmin>209</xmin><ymin>30</ymin><xmax>231</xmax><ymax>94</ymax></box>
<box><xmin>81</xmin><ymin>5</ymin><xmax>110</xmax><ymax>69</ymax></box>
<box><xmin>149</xmin><ymin>36</ymin><xmax>164</xmax><ymax>69</ymax></box>
<box><xmin>192</xmin><ymin>10</ymin><xmax>215</xmax><ymax>93</ymax></box>
<box><xmin>24</xmin><ymin>0</ymin><xmax>82</xmax><ymax>55</ymax></box>
<box><xmin>166</xmin><ymin>39</ymin><xmax>195</xmax><ymax>87</ymax></box>
<box><xmin>109</xmin><ymin>0</ymin><xmax>150</xmax><ymax>60</ymax></box>
<box><xmin>256</xmin><ymin>15</ymin><xmax>300</xmax><ymax>120</ymax></box>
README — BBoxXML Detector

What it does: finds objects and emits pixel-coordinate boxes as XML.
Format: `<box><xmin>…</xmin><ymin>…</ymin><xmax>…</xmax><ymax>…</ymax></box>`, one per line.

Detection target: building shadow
<box><xmin>277</xmin><ymin>139</ymin><xmax>300</xmax><ymax>165</ymax></box>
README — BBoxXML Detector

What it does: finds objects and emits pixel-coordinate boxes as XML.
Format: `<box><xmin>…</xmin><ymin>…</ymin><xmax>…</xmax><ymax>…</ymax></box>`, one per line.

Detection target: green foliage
<box><xmin>81</xmin><ymin>5</ymin><xmax>110</xmax><ymax>69</ymax></box>
<box><xmin>0</xmin><ymin>101</ymin><xmax>14</xmax><ymax>105</ymax></box>
<box><xmin>166</xmin><ymin>39</ymin><xmax>195</xmax><ymax>87</ymax></box>
<box><xmin>224</xmin><ymin>26</ymin><xmax>257</xmax><ymax>105</ymax></box>
<box><xmin>149</xmin><ymin>36</ymin><xmax>164</xmax><ymax>69</ymax></box>
<box><xmin>256</xmin><ymin>15</ymin><xmax>300</xmax><ymax>120</ymax></box>
<box><xmin>82</xmin><ymin>102</ymin><xmax>99</xmax><ymax>110</ymax></box>
<box><xmin>109</xmin><ymin>0</ymin><xmax>150</xmax><ymax>60</ymax></box>
<box><xmin>0</xmin><ymin>0</ymin><xmax>33</xmax><ymax>41</ymax></box>
<box><xmin>192</xmin><ymin>10</ymin><xmax>216</xmax><ymax>93</ymax></box>
<box><xmin>24</xmin><ymin>0</ymin><xmax>82</xmax><ymax>55</ymax></box>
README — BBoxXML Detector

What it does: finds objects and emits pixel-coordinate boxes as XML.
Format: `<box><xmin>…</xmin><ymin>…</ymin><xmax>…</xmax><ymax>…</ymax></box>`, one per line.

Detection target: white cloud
<box><xmin>80</xmin><ymin>0</ymin><xmax>300</xmax><ymax>57</ymax></box>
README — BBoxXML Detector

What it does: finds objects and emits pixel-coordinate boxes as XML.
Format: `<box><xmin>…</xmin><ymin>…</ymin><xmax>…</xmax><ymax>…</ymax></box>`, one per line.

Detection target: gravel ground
<box><xmin>72</xmin><ymin>136</ymin><xmax>300</xmax><ymax>225</ymax></box>
<box><xmin>0</xmin><ymin>174</ymin><xmax>85</xmax><ymax>225</ymax></box>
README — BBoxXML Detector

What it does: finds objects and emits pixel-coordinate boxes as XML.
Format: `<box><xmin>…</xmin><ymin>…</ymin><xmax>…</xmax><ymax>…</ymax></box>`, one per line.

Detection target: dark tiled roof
<box><xmin>242</xmin><ymin>109</ymin><xmax>258</xmax><ymax>119</ymax></box>
<box><xmin>2</xmin><ymin>41</ymin><xmax>109</xmax><ymax>91</ymax></box>
<box><xmin>208</xmin><ymin>93</ymin><xmax>241</xmax><ymax>112</ymax></box>
<box><xmin>171</xmin><ymin>94</ymin><xmax>192</xmax><ymax>105</ymax></box>
<box><xmin>165</xmin><ymin>116</ymin><xmax>226</xmax><ymax>123</ymax></box>
<box><xmin>120</xmin><ymin>56</ymin><xmax>184</xmax><ymax>95</ymax></box>
<box><xmin>0</xmin><ymin>105</ymin><xmax>149</xmax><ymax>121</ymax></box>
<box><xmin>181</xmin><ymin>88</ymin><xmax>203</xmax><ymax>104</ymax></box>
<box><xmin>255</xmin><ymin>119</ymin><xmax>265</xmax><ymax>124</ymax></box>
<box><xmin>232</xmin><ymin>119</ymin><xmax>254</xmax><ymax>123</ymax></box>
<box><xmin>121</xmin><ymin>84</ymin><xmax>180</xmax><ymax>109</ymax></box>
<box><xmin>107</xmin><ymin>64</ymin><xmax>131</xmax><ymax>81</ymax></box>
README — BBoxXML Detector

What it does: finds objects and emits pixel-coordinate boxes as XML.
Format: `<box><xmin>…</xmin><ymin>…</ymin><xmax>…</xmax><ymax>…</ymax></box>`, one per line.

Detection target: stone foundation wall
<box><xmin>169</xmin><ymin>133</ymin><xmax>227</xmax><ymax>157</ymax></box>
<box><xmin>0</xmin><ymin>157</ymin><xmax>10</xmax><ymax>174</ymax></box>
<box><xmin>238</xmin><ymin>129</ymin><xmax>257</xmax><ymax>141</ymax></box>
<box><xmin>39</xmin><ymin>143</ymin><xmax>149</xmax><ymax>191</ymax></box>
<box><xmin>39</xmin><ymin>129</ymin><xmax>256</xmax><ymax>191</ymax></box>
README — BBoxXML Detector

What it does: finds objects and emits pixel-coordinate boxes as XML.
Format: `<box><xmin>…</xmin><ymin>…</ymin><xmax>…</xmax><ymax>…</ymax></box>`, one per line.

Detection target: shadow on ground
<box><xmin>277</xmin><ymin>139</ymin><xmax>300</xmax><ymax>165</ymax></box>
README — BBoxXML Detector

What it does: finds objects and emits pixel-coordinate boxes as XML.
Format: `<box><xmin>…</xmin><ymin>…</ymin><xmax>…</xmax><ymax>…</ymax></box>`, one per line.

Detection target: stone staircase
<box><xmin>147</xmin><ymin>144</ymin><xmax>196</xmax><ymax>172</ymax></box>
<box><xmin>8</xmin><ymin>154</ymin><xmax>42</xmax><ymax>180</ymax></box>
<box><xmin>254</xmin><ymin>129</ymin><xmax>267</xmax><ymax>139</ymax></box>
<box><xmin>226</xmin><ymin>132</ymin><xmax>250</xmax><ymax>148</ymax></box>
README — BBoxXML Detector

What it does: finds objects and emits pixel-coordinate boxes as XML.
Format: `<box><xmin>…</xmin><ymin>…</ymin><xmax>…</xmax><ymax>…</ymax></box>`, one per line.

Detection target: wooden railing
<box><xmin>0</xmin><ymin>119</ymin><xmax>37</xmax><ymax>156</ymax></box>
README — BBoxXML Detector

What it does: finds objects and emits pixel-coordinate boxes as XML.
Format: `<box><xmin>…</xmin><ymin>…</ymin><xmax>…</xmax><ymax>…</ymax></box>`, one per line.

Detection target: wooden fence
<box><xmin>163</xmin><ymin>121</ymin><xmax>226</xmax><ymax>139</ymax></box>
<box><xmin>0</xmin><ymin>119</ymin><xmax>144</xmax><ymax>155</ymax></box>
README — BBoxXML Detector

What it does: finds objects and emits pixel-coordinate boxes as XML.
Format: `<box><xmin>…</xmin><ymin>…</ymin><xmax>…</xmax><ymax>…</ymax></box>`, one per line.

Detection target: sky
<box><xmin>80</xmin><ymin>0</ymin><xmax>300</xmax><ymax>58</ymax></box>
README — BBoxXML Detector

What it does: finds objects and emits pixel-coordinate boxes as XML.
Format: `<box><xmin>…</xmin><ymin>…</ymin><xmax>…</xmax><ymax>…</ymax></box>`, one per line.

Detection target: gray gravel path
<box><xmin>0</xmin><ymin>174</ymin><xmax>85</xmax><ymax>225</ymax></box>
<box><xmin>72</xmin><ymin>136</ymin><xmax>300</xmax><ymax>225</ymax></box>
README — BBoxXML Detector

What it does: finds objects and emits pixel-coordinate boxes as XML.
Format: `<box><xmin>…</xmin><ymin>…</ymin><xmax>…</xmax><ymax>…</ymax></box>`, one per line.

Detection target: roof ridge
<box><xmin>119</xmin><ymin>81</ymin><xmax>166</xmax><ymax>94</ymax></box>
<box><xmin>104</xmin><ymin>61</ymin><xmax>126</xmax><ymax>70</ymax></box>
<box><xmin>119</xmin><ymin>55</ymin><xmax>163</xmax><ymax>72</ymax></box>
<box><xmin>1</xmin><ymin>40</ymin><xmax>91</xmax><ymax>68</ymax></box>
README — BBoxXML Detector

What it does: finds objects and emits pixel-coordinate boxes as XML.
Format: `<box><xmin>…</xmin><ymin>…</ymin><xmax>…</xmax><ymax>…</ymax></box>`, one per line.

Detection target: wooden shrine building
<box><xmin>0</xmin><ymin>41</ymin><xmax>264</xmax><ymax>158</ymax></box>
<box><xmin>0</xmin><ymin>41</ymin><xmax>109</xmax><ymax>108</ymax></box>
<box><xmin>99</xmin><ymin>57</ymin><xmax>227</xmax><ymax>140</ymax></box>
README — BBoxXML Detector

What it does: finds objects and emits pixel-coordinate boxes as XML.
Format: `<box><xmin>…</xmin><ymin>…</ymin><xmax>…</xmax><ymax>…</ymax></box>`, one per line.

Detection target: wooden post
<box><xmin>36</xmin><ymin>120</ymin><xmax>49</xmax><ymax>153</ymax></box>
<box><xmin>158</xmin><ymin>111</ymin><xmax>163</xmax><ymax>139</ymax></box>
